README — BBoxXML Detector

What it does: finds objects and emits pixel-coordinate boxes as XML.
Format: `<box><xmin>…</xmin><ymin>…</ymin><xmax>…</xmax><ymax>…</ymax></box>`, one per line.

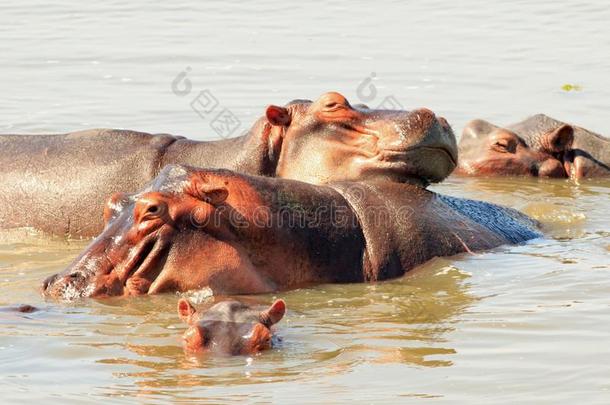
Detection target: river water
<box><xmin>0</xmin><ymin>0</ymin><xmax>609</xmax><ymax>403</ymax></box>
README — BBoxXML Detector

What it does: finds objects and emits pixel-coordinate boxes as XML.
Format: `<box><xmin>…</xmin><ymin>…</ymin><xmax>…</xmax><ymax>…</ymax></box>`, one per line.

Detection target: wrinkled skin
<box><xmin>0</xmin><ymin>92</ymin><xmax>456</xmax><ymax>237</ymax></box>
<box><xmin>42</xmin><ymin>165</ymin><xmax>540</xmax><ymax>300</ymax></box>
<box><xmin>177</xmin><ymin>298</ymin><xmax>285</xmax><ymax>355</ymax></box>
<box><xmin>456</xmin><ymin>114</ymin><xmax>610</xmax><ymax>179</ymax></box>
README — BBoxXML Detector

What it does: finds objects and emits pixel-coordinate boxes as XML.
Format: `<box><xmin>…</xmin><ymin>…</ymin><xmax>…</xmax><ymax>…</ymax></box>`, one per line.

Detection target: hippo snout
<box><xmin>42</xmin><ymin>270</ymin><xmax>90</xmax><ymax>299</ymax></box>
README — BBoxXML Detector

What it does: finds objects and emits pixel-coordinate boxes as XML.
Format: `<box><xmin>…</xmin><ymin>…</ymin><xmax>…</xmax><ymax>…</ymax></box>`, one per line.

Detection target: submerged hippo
<box><xmin>0</xmin><ymin>92</ymin><xmax>456</xmax><ymax>237</ymax></box>
<box><xmin>456</xmin><ymin>114</ymin><xmax>610</xmax><ymax>179</ymax></box>
<box><xmin>0</xmin><ymin>304</ymin><xmax>38</xmax><ymax>313</ymax></box>
<box><xmin>178</xmin><ymin>298</ymin><xmax>285</xmax><ymax>355</ymax></box>
<box><xmin>42</xmin><ymin>165</ymin><xmax>540</xmax><ymax>299</ymax></box>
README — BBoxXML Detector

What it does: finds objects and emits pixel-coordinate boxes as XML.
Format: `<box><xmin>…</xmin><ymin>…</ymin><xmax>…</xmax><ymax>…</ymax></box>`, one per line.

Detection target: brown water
<box><xmin>1</xmin><ymin>0</ymin><xmax>609</xmax><ymax>403</ymax></box>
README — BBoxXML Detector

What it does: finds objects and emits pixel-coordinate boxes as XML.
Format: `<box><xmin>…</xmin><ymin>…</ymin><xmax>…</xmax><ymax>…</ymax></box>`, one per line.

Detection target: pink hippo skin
<box><xmin>456</xmin><ymin>114</ymin><xmax>609</xmax><ymax>179</ymax></box>
<box><xmin>177</xmin><ymin>298</ymin><xmax>285</xmax><ymax>355</ymax></box>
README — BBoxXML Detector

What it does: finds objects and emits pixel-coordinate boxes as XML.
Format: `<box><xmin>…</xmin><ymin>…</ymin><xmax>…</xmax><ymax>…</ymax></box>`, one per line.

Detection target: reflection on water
<box><xmin>0</xmin><ymin>231</ymin><xmax>476</xmax><ymax>401</ymax></box>
<box><xmin>2</xmin><ymin>173</ymin><xmax>609</xmax><ymax>403</ymax></box>
<box><xmin>1</xmin><ymin>0</ymin><xmax>610</xmax><ymax>402</ymax></box>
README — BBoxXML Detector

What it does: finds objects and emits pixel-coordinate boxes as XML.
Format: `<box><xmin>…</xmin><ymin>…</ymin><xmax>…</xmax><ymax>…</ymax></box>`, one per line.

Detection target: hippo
<box><xmin>42</xmin><ymin>165</ymin><xmax>540</xmax><ymax>299</ymax></box>
<box><xmin>0</xmin><ymin>92</ymin><xmax>456</xmax><ymax>237</ymax></box>
<box><xmin>0</xmin><ymin>304</ymin><xmax>38</xmax><ymax>313</ymax></box>
<box><xmin>178</xmin><ymin>298</ymin><xmax>285</xmax><ymax>355</ymax></box>
<box><xmin>456</xmin><ymin>114</ymin><xmax>610</xmax><ymax>179</ymax></box>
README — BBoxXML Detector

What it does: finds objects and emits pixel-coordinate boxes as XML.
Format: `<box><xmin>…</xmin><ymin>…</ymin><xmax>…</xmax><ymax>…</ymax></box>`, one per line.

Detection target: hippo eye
<box><xmin>140</xmin><ymin>201</ymin><xmax>167</xmax><ymax>220</ymax></box>
<box><xmin>146</xmin><ymin>205</ymin><xmax>160</xmax><ymax>214</ymax></box>
<box><xmin>324</xmin><ymin>101</ymin><xmax>341</xmax><ymax>110</ymax></box>
<box><xmin>492</xmin><ymin>138</ymin><xmax>517</xmax><ymax>153</ymax></box>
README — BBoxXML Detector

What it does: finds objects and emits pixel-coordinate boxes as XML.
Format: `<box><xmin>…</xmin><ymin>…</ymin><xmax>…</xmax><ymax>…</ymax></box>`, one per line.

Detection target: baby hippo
<box><xmin>177</xmin><ymin>298</ymin><xmax>286</xmax><ymax>355</ymax></box>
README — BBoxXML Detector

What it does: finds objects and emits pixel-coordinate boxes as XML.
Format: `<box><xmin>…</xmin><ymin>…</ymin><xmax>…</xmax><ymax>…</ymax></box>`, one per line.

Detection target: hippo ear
<box><xmin>177</xmin><ymin>298</ymin><xmax>197</xmax><ymax>323</ymax></box>
<box><xmin>544</xmin><ymin>124</ymin><xmax>574</xmax><ymax>153</ymax></box>
<box><xmin>259</xmin><ymin>299</ymin><xmax>286</xmax><ymax>327</ymax></box>
<box><xmin>461</xmin><ymin>119</ymin><xmax>497</xmax><ymax>141</ymax></box>
<box><xmin>198</xmin><ymin>184</ymin><xmax>229</xmax><ymax>206</ymax></box>
<box><xmin>266</xmin><ymin>105</ymin><xmax>291</xmax><ymax>127</ymax></box>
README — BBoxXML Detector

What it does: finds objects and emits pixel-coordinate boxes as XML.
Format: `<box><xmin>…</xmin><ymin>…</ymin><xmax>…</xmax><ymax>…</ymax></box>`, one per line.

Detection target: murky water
<box><xmin>1</xmin><ymin>0</ymin><xmax>609</xmax><ymax>403</ymax></box>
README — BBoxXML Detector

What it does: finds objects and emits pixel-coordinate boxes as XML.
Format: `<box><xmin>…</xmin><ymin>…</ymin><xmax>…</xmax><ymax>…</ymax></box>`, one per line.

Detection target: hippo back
<box><xmin>331</xmin><ymin>181</ymin><xmax>541</xmax><ymax>282</ymax></box>
<box><xmin>436</xmin><ymin>195</ymin><xmax>541</xmax><ymax>244</ymax></box>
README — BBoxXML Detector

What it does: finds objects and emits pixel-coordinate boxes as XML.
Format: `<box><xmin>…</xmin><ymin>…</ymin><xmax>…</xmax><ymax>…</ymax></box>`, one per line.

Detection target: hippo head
<box><xmin>178</xmin><ymin>298</ymin><xmax>285</xmax><ymax>355</ymax></box>
<box><xmin>455</xmin><ymin>119</ymin><xmax>574</xmax><ymax>177</ymax></box>
<box><xmin>265</xmin><ymin>92</ymin><xmax>457</xmax><ymax>186</ymax></box>
<box><xmin>42</xmin><ymin>165</ymin><xmax>282</xmax><ymax>300</ymax></box>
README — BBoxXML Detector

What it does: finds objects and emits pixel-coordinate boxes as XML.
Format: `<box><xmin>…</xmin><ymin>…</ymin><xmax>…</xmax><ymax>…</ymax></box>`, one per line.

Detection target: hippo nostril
<box><xmin>65</xmin><ymin>272</ymin><xmax>86</xmax><ymax>283</ymax></box>
<box><xmin>42</xmin><ymin>274</ymin><xmax>58</xmax><ymax>291</ymax></box>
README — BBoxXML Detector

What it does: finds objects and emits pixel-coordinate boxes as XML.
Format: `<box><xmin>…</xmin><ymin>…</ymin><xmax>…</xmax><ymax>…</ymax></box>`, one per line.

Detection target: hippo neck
<box><xmin>159</xmin><ymin>118</ymin><xmax>278</xmax><ymax>177</ymax></box>
<box><xmin>363</xmin><ymin>172</ymin><xmax>429</xmax><ymax>188</ymax></box>
<box><xmin>330</xmin><ymin>181</ymin><xmax>541</xmax><ymax>281</ymax></box>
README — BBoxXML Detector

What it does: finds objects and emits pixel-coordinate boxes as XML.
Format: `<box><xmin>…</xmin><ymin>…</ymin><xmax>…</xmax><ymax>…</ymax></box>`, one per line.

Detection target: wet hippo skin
<box><xmin>456</xmin><ymin>114</ymin><xmax>610</xmax><ymax>179</ymax></box>
<box><xmin>508</xmin><ymin>114</ymin><xmax>610</xmax><ymax>179</ymax></box>
<box><xmin>0</xmin><ymin>92</ymin><xmax>456</xmax><ymax>237</ymax></box>
<box><xmin>177</xmin><ymin>298</ymin><xmax>285</xmax><ymax>355</ymax></box>
<box><xmin>42</xmin><ymin>165</ymin><xmax>540</xmax><ymax>300</ymax></box>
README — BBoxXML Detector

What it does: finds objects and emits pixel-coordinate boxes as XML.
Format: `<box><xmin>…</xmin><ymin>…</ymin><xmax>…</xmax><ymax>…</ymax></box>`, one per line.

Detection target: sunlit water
<box><xmin>0</xmin><ymin>0</ymin><xmax>609</xmax><ymax>403</ymax></box>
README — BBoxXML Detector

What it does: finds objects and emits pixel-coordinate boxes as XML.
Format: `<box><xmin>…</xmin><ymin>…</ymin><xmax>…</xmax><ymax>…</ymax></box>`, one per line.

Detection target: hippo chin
<box><xmin>0</xmin><ymin>92</ymin><xmax>456</xmax><ymax>237</ymax></box>
<box><xmin>455</xmin><ymin>114</ymin><xmax>610</xmax><ymax>179</ymax></box>
<box><xmin>177</xmin><ymin>298</ymin><xmax>285</xmax><ymax>355</ymax></box>
<box><xmin>42</xmin><ymin>165</ymin><xmax>540</xmax><ymax>300</ymax></box>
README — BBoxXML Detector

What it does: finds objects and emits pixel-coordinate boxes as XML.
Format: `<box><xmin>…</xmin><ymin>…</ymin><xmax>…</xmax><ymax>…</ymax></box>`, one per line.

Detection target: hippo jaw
<box><xmin>95</xmin><ymin>231</ymin><xmax>173</xmax><ymax>296</ymax></box>
<box><xmin>42</xmin><ymin>212</ymin><xmax>175</xmax><ymax>300</ymax></box>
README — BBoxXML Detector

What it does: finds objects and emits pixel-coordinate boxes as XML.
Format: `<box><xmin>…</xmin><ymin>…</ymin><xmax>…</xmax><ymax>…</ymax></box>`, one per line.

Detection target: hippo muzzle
<box><xmin>42</xmin><ymin>198</ymin><xmax>175</xmax><ymax>299</ymax></box>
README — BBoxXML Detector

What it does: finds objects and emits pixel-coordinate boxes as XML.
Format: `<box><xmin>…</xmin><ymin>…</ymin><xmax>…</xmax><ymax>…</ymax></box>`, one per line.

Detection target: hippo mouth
<box><xmin>412</xmin><ymin>146</ymin><xmax>457</xmax><ymax>166</ymax></box>
<box><xmin>118</xmin><ymin>234</ymin><xmax>162</xmax><ymax>282</ymax></box>
<box><xmin>372</xmin><ymin>145</ymin><xmax>457</xmax><ymax>184</ymax></box>
<box><xmin>384</xmin><ymin>145</ymin><xmax>457</xmax><ymax>167</ymax></box>
<box><xmin>112</xmin><ymin>234</ymin><xmax>170</xmax><ymax>296</ymax></box>
<box><xmin>43</xmin><ymin>232</ymin><xmax>171</xmax><ymax>299</ymax></box>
